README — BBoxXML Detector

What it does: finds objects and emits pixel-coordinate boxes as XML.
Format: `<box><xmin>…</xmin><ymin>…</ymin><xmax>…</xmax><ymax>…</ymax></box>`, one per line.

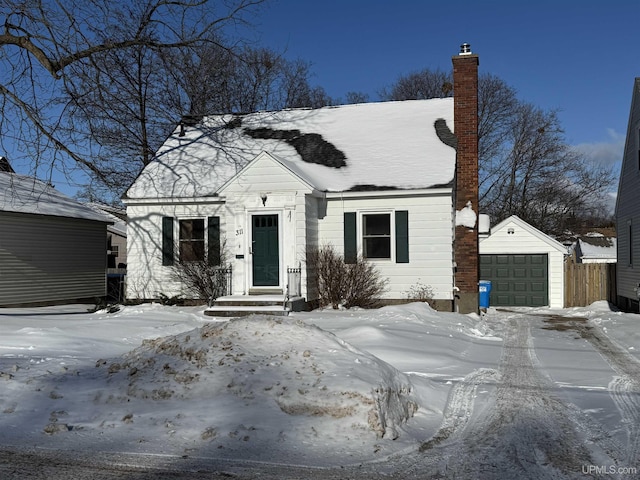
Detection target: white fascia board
<box><xmin>122</xmin><ymin>196</ymin><xmax>225</xmax><ymax>207</ymax></box>
<box><xmin>325</xmin><ymin>187</ymin><xmax>452</xmax><ymax>200</ymax></box>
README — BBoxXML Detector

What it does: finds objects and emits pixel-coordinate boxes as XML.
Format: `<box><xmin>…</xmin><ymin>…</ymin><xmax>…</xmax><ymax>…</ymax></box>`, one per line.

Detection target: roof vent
<box><xmin>460</xmin><ymin>43</ymin><xmax>472</xmax><ymax>55</ymax></box>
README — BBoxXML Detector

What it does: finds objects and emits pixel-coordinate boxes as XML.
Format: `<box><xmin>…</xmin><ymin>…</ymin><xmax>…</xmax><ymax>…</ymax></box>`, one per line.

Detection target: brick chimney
<box><xmin>452</xmin><ymin>43</ymin><xmax>479</xmax><ymax>313</ymax></box>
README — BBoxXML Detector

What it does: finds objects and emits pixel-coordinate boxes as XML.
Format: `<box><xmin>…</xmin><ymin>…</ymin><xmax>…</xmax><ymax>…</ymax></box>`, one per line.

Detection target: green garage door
<box><xmin>480</xmin><ymin>254</ymin><xmax>548</xmax><ymax>307</ymax></box>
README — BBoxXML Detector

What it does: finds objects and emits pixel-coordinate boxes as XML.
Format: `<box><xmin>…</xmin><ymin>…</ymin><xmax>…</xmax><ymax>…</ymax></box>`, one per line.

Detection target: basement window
<box><xmin>179</xmin><ymin>219</ymin><xmax>205</xmax><ymax>262</ymax></box>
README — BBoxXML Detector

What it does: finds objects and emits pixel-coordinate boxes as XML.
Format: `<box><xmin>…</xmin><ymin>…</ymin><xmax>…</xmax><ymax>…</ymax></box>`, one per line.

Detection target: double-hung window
<box><xmin>362</xmin><ymin>213</ymin><xmax>391</xmax><ymax>259</ymax></box>
<box><xmin>179</xmin><ymin>219</ymin><xmax>205</xmax><ymax>262</ymax></box>
<box><xmin>343</xmin><ymin>210</ymin><xmax>409</xmax><ymax>264</ymax></box>
<box><xmin>162</xmin><ymin>216</ymin><xmax>221</xmax><ymax>266</ymax></box>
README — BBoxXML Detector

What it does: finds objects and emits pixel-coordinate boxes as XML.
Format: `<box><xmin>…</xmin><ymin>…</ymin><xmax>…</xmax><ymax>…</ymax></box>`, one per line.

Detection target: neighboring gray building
<box><xmin>0</xmin><ymin>172</ymin><xmax>112</xmax><ymax>307</ymax></box>
<box><xmin>87</xmin><ymin>202</ymin><xmax>127</xmax><ymax>269</ymax></box>
<box><xmin>87</xmin><ymin>202</ymin><xmax>128</xmax><ymax>302</ymax></box>
<box><xmin>616</xmin><ymin>77</ymin><xmax>640</xmax><ymax>311</ymax></box>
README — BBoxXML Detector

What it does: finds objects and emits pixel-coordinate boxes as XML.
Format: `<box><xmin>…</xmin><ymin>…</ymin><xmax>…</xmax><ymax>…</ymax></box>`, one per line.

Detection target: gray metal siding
<box><xmin>616</xmin><ymin>79</ymin><xmax>640</xmax><ymax>302</ymax></box>
<box><xmin>0</xmin><ymin>212</ymin><xmax>107</xmax><ymax>306</ymax></box>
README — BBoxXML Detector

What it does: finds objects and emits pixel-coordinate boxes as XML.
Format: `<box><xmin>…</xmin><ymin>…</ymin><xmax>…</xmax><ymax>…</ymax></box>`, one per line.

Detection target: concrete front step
<box><xmin>205</xmin><ymin>305</ymin><xmax>290</xmax><ymax>317</ymax></box>
<box><xmin>204</xmin><ymin>295</ymin><xmax>305</xmax><ymax>317</ymax></box>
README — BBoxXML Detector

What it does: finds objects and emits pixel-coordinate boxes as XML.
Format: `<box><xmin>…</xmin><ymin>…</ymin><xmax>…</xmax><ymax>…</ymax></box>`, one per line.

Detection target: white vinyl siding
<box><xmin>0</xmin><ymin>212</ymin><xmax>107</xmax><ymax>306</ymax></box>
<box><xmin>300</xmin><ymin>195</ymin><xmax>319</xmax><ymax>300</ymax></box>
<box><xmin>125</xmin><ymin>156</ymin><xmax>317</xmax><ymax>300</ymax></box>
<box><xmin>319</xmin><ymin>191</ymin><xmax>454</xmax><ymax>301</ymax></box>
<box><xmin>125</xmin><ymin>152</ymin><xmax>455</xmax><ymax>304</ymax></box>
<box><xmin>219</xmin><ymin>152</ymin><xmax>316</xmax><ymax>297</ymax></box>
<box><xmin>220</xmin><ymin>153</ymin><xmax>314</xmax><ymax>195</ymax></box>
<box><xmin>126</xmin><ymin>202</ymin><xmax>226</xmax><ymax>300</ymax></box>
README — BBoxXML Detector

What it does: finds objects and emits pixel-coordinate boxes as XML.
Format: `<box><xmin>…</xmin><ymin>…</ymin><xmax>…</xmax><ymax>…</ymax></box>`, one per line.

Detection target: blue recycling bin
<box><xmin>479</xmin><ymin>280</ymin><xmax>492</xmax><ymax>308</ymax></box>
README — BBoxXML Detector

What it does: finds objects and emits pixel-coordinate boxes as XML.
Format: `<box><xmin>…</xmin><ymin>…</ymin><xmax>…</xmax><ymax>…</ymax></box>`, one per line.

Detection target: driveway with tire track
<box><xmin>2</xmin><ymin>309</ymin><xmax>640</xmax><ymax>480</ymax></box>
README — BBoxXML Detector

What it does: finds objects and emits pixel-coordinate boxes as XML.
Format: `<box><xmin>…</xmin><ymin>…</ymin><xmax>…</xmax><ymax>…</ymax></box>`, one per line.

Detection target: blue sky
<box><xmin>19</xmin><ymin>0</ymin><xmax>637</xmax><ymax>198</ymax></box>
<box><xmin>246</xmin><ymin>0</ymin><xmax>637</xmax><ymax>176</ymax></box>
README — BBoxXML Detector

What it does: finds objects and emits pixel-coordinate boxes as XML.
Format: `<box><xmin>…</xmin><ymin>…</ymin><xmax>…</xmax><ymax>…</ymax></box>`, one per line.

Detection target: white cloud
<box><xmin>572</xmin><ymin>128</ymin><xmax>625</xmax><ymax>170</ymax></box>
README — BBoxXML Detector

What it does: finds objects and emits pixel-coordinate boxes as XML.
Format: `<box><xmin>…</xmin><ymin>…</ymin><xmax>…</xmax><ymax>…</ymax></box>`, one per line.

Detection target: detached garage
<box><xmin>479</xmin><ymin>215</ymin><xmax>568</xmax><ymax>308</ymax></box>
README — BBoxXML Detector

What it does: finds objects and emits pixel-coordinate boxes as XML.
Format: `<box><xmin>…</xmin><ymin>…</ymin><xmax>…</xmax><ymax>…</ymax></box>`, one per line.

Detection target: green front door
<box><xmin>252</xmin><ymin>214</ymin><xmax>279</xmax><ymax>286</ymax></box>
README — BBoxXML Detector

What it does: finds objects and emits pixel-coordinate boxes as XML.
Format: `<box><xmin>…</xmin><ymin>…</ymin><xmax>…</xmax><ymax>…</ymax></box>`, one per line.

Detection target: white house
<box><xmin>0</xmin><ymin>173</ymin><xmax>112</xmax><ymax>307</ymax></box>
<box><xmin>615</xmin><ymin>77</ymin><xmax>640</xmax><ymax>311</ymax></box>
<box><xmin>123</xmin><ymin>45</ymin><xmax>481</xmax><ymax>313</ymax></box>
<box><xmin>479</xmin><ymin>215</ymin><xmax>568</xmax><ymax>308</ymax></box>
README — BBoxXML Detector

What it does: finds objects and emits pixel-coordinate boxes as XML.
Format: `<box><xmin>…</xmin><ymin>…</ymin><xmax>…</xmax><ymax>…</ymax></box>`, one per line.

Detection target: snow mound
<box><xmin>81</xmin><ymin>316</ymin><xmax>419</xmax><ymax>456</ymax></box>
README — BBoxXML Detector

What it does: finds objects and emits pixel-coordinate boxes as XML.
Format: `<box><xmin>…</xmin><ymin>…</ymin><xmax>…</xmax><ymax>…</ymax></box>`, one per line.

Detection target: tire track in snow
<box><xmin>445</xmin><ymin>316</ymin><xmax>596</xmax><ymax>479</ymax></box>
<box><xmin>418</xmin><ymin>368</ymin><xmax>501</xmax><ymax>451</ymax></box>
<box><xmin>577</xmin><ymin>322</ymin><xmax>640</xmax><ymax>466</ymax></box>
<box><xmin>609</xmin><ymin>376</ymin><xmax>640</xmax><ymax>465</ymax></box>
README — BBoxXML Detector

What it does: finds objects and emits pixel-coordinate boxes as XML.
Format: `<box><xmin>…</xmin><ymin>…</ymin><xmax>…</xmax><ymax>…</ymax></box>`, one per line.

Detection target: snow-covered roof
<box><xmin>577</xmin><ymin>236</ymin><xmax>617</xmax><ymax>260</ymax></box>
<box><xmin>0</xmin><ymin>173</ymin><xmax>112</xmax><ymax>223</ymax></box>
<box><xmin>86</xmin><ymin>203</ymin><xmax>127</xmax><ymax>237</ymax></box>
<box><xmin>125</xmin><ymin>99</ymin><xmax>456</xmax><ymax>200</ymax></box>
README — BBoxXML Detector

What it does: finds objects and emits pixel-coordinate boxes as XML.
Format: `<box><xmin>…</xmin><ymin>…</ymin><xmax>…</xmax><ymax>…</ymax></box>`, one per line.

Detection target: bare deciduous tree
<box><xmin>343</xmin><ymin>91</ymin><xmax>369</xmax><ymax>104</ymax></box>
<box><xmin>71</xmin><ymin>39</ymin><xmax>333</xmax><ymax>200</ymax></box>
<box><xmin>0</xmin><ymin>0</ymin><xmax>264</xmax><ymax>200</ymax></box>
<box><xmin>379</xmin><ymin>68</ymin><xmax>453</xmax><ymax>100</ymax></box>
<box><xmin>481</xmin><ymin>103</ymin><xmax>615</xmax><ymax>235</ymax></box>
<box><xmin>225</xmin><ymin>46</ymin><xmax>333</xmax><ymax>112</ymax></box>
<box><xmin>379</xmin><ymin>68</ymin><xmax>615</xmax><ymax>234</ymax></box>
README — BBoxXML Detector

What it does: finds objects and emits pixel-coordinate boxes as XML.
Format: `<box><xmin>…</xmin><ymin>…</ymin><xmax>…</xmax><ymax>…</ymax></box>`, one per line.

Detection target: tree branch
<box><xmin>0</xmin><ymin>82</ymin><xmax>109</xmax><ymax>182</ymax></box>
<box><xmin>2</xmin><ymin>0</ymin><xmax>265</xmax><ymax>78</ymax></box>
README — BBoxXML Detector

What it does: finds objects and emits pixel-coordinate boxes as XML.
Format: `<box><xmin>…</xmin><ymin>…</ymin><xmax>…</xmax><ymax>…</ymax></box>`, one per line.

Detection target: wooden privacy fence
<box><xmin>564</xmin><ymin>261</ymin><xmax>617</xmax><ymax>307</ymax></box>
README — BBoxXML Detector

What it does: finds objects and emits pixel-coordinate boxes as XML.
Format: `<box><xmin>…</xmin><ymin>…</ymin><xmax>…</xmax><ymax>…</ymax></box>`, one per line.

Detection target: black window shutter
<box><xmin>395</xmin><ymin>210</ymin><xmax>409</xmax><ymax>263</ymax></box>
<box><xmin>208</xmin><ymin>216</ymin><xmax>221</xmax><ymax>266</ymax></box>
<box><xmin>344</xmin><ymin>212</ymin><xmax>357</xmax><ymax>264</ymax></box>
<box><xmin>162</xmin><ymin>217</ymin><xmax>174</xmax><ymax>266</ymax></box>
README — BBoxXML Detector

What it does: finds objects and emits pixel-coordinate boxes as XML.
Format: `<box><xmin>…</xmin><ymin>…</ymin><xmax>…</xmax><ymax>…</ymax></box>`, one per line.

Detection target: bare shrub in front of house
<box><xmin>307</xmin><ymin>245</ymin><xmax>387</xmax><ymax>309</ymax></box>
<box><xmin>307</xmin><ymin>245</ymin><xmax>344</xmax><ymax>309</ymax></box>
<box><xmin>344</xmin><ymin>258</ymin><xmax>389</xmax><ymax>309</ymax></box>
<box><xmin>170</xmin><ymin>242</ymin><xmax>230</xmax><ymax>304</ymax></box>
<box><xmin>404</xmin><ymin>280</ymin><xmax>434</xmax><ymax>306</ymax></box>
<box><xmin>170</xmin><ymin>259</ymin><xmax>231</xmax><ymax>304</ymax></box>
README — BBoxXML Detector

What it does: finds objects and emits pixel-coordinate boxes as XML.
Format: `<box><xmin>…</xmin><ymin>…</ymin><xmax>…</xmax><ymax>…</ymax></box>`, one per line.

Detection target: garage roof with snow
<box><xmin>0</xmin><ymin>173</ymin><xmax>112</xmax><ymax>223</ymax></box>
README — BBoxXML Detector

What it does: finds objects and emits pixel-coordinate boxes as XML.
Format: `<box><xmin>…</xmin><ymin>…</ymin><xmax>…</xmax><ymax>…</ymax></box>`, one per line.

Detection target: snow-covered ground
<box><xmin>0</xmin><ymin>301</ymin><xmax>639</xmax><ymax>478</ymax></box>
